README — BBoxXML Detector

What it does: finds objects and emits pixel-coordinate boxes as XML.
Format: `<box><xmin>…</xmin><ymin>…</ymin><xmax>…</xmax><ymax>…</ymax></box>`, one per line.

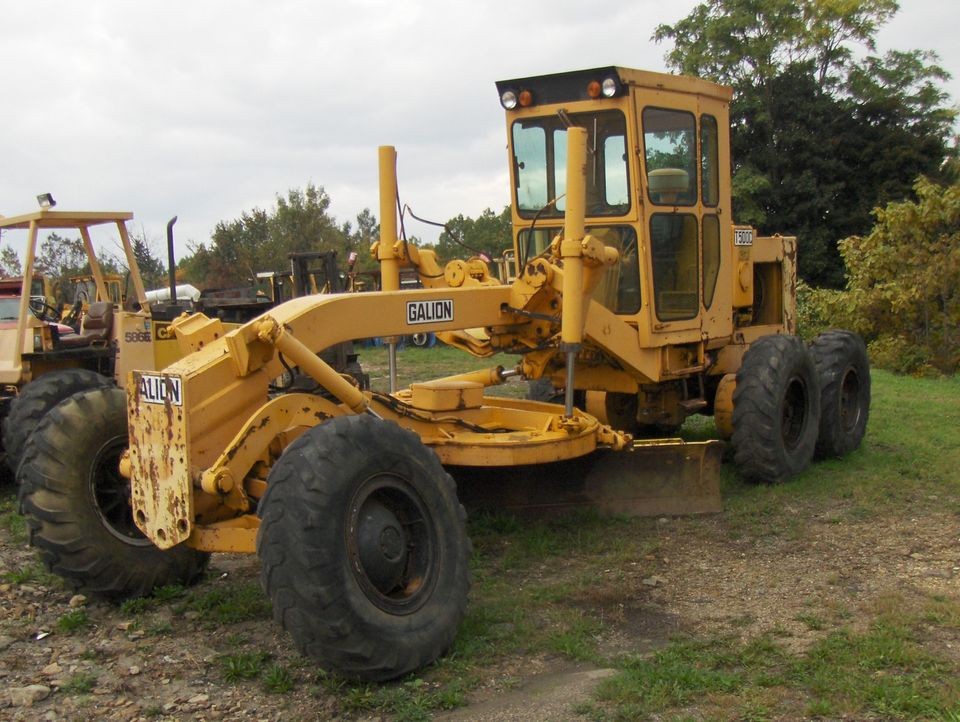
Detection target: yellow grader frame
<box><xmin>18</xmin><ymin>67</ymin><xmax>871</xmax><ymax>682</ymax></box>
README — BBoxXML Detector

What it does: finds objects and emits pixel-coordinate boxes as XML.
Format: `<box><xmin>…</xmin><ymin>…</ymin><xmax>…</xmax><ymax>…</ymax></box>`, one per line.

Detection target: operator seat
<box><xmin>59</xmin><ymin>301</ymin><xmax>113</xmax><ymax>348</ymax></box>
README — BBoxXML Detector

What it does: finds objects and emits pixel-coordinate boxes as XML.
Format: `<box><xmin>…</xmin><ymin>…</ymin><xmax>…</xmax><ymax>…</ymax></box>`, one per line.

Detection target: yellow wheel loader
<box><xmin>8</xmin><ymin>215</ymin><xmax>366</xmax><ymax>599</ymax></box>
<box><xmin>0</xmin><ymin>211</ymin><xmax>194</xmax><ymax>475</ymax></box>
<box><xmin>18</xmin><ymin>67</ymin><xmax>870</xmax><ymax>681</ymax></box>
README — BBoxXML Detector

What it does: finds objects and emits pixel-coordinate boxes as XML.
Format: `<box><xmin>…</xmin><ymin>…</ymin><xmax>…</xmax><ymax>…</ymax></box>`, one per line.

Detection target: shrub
<box><xmin>807</xmin><ymin>178</ymin><xmax>959</xmax><ymax>374</ymax></box>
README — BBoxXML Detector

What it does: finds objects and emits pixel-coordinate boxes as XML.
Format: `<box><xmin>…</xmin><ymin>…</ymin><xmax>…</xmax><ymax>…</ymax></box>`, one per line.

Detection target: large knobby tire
<box><xmin>732</xmin><ymin>335</ymin><xmax>821</xmax><ymax>484</ymax></box>
<box><xmin>810</xmin><ymin>330</ymin><xmax>870</xmax><ymax>458</ymax></box>
<box><xmin>3</xmin><ymin>369</ymin><xmax>112</xmax><ymax>476</ymax></box>
<box><xmin>18</xmin><ymin>387</ymin><xmax>208</xmax><ymax>599</ymax></box>
<box><xmin>257</xmin><ymin>414</ymin><xmax>471</xmax><ymax>682</ymax></box>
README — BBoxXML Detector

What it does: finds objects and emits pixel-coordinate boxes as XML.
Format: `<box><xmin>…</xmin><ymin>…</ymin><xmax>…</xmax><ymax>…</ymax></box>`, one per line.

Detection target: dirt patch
<box><xmin>435</xmin><ymin>665</ymin><xmax>616</xmax><ymax>722</ymax></box>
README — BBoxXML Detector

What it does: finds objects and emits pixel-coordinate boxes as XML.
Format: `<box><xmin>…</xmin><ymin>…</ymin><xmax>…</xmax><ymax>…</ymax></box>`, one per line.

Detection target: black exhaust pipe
<box><xmin>166</xmin><ymin>216</ymin><xmax>178</xmax><ymax>303</ymax></box>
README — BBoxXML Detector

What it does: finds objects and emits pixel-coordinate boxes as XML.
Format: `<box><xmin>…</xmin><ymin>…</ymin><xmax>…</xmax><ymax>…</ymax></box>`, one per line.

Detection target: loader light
<box><xmin>33</xmin><ymin>332</ymin><xmax>43</xmax><ymax>351</ymax></box>
<box><xmin>500</xmin><ymin>90</ymin><xmax>518</xmax><ymax>109</ymax></box>
<box><xmin>601</xmin><ymin>77</ymin><xmax>618</xmax><ymax>97</ymax></box>
<box><xmin>37</xmin><ymin>192</ymin><xmax>56</xmax><ymax>209</ymax></box>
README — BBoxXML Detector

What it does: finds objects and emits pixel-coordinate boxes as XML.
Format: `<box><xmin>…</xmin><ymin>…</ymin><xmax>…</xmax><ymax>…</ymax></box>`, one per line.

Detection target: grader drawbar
<box><xmin>19</xmin><ymin>67</ymin><xmax>870</xmax><ymax>682</ymax></box>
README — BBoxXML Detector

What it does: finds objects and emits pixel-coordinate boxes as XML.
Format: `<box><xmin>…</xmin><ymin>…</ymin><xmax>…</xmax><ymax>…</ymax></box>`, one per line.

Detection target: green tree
<box><xmin>436</xmin><ymin>207</ymin><xmax>512</xmax><ymax>263</ymax></box>
<box><xmin>34</xmin><ymin>233</ymin><xmax>89</xmax><ymax>304</ymax></box>
<box><xmin>130</xmin><ymin>230</ymin><xmax>168</xmax><ymax>290</ymax></box>
<box><xmin>0</xmin><ymin>244</ymin><xmax>22</xmax><ymax>277</ymax></box>
<box><xmin>655</xmin><ymin>0</ymin><xmax>956</xmax><ymax>287</ymax></box>
<box><xmin>341</xmin><ymin>208</ymin><xmax>380</xmax><ymax>271</ymax></box>
<box><xmin>180</xmin><ymin>184</ymin><xmax>365</xmax><ymax>289</ymax></box>
<box><xmin>272</xmin><ymin>185</ymin><xmax>347</xmax><ymax>262</ymax></box>
<box><xmin>808</xmin><ymin>178</ymin><xmax>959</xmax><ymax>373</ymax></box>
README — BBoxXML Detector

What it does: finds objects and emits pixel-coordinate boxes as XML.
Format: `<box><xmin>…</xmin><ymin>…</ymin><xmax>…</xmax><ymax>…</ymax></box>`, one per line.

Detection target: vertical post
<box><xmin>377</xmin><ymin>146</ymin><xmax>401</xmax><ymax>293</ymax></box>
<box><xmin>117</xmin><ymin>220</ymin><xmax>148</xmax><ymax>308</ymax></box>
<box><xmin>79</xmin><ymin>227</ymin><xmax>109</xmax><ymax>302</ymax></box>
<box><xmin>14</xmin><ymin>220</ymin><xmax>40</xmax><ymax>363</ymax></box>
<box><xmin>559</xmin><ymin>127</ymin><xmax>588</xmax><ymax>418</ymax></box>
<box><xmin>377</xmin><ymin>146</ymin><xmax>401</xmax><ymax>392</ymax></box>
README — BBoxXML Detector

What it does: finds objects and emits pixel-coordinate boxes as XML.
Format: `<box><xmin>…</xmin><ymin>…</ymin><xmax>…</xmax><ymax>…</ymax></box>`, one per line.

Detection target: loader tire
<box><xmin>18</xmin><ymin>387</ymin><xmax>208</xmax><ymax>599</ymax></box>
<box><xmin>257</xmin><ymin>414</ymin><xmax>471</xmax><ymax>681</ymax></box>
<box><xmin>3</xmin><ymin>368</ymin><xmax>112</xmax><ymax>476</ymax></box>
<box><xmin>810</xmin><ymin>330</ymin><xmax>870</xmax><ymax>458</ymax></box>
<box><xmin>732</xmin><ymin>335</ymin><xmax>820</xmax><ymax>483</ymax></box>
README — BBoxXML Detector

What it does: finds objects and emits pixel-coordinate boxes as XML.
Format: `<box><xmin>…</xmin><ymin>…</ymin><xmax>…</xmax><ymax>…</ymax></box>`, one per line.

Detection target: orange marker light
<box><xmin>587</xmin><ymin>80</ymin><xmax>601</xmax><ymax>99</ymax></box>
<box><xmin>518</xmin><ymin>90</ymin><xmax>533</xmax><ymax>107</ymax></box>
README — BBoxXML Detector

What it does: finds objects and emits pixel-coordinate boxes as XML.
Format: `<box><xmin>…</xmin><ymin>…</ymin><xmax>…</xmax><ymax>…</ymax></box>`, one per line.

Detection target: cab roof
<box><xmin>495</xmin><ymin>66</ymin><xmax>732</xmax><ymax>106</ymax></box>
<box><xmin>0</xmin><ymin>209</ymin><xmax>133</xmax><ymax>231</ymax></box>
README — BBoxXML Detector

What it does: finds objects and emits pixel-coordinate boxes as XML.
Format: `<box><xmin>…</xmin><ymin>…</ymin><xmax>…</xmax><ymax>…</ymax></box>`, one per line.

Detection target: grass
<box><xmin>263</xmin><ymin>664</ymin><xmax>295</xmax><ymax>693</ymax></box>
<box><xmin>331</xmin><ymin>676</ymin><xmax>467</xmax><ymax>722</ymax></box>
<box><xmin>56</xmin><ymin>609</ymin><xmax>90</xmax><ymax>634</ymax></box>
<box><xmin>585</xmin><ymin>594</ymin><xmax>960</xmax><ymax>720</ymax></box>
<box><xmin>2</xmin><ymin>560</ymin><xmax>60</xmax><ymax>587</ymax></box>
<box><xmin>181</xmin><ymin>580</ymin><xmax>272</xmax><ymax>625</ymax></box>
<box><xmin>120</xmin><ymin>584</ymin><xmax>187</xmax><ymax>615</ymax></box>
<box><xmin>60</xmin><ymin>671</ymin><xmax>98</xmax><ymax>695</ymax></box>
<box><xmin>0</xmin><ymin>495</ymin><xmax>27</xmax><ymax>545</ymax></box>
<box><xmin>220</xmin><ymin>650</ymin><xmax>271</xmax><ymax>681</ymax></box>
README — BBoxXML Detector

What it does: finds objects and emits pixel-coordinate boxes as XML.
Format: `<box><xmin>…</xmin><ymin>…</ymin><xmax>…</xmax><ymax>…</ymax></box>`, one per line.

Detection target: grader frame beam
<box><xmin>127</xmin><ymin>128</ymin><xmax>719</xmax><ymax>554</ymax></box>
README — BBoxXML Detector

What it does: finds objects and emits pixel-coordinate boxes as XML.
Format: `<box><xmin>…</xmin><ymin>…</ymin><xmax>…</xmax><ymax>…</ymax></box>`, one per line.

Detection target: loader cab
<box><xmin>497</xmin><ymin>67</ymin><xmax>735</xmax><ymax>348</ymax></box>
<box><xmin>0</xmin><ymin>210</ymin><xmax>184</xmax><ymax>389</ymax></box>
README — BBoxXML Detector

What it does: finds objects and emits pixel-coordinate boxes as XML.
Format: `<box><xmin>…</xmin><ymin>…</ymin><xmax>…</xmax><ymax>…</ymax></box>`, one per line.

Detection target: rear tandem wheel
<box><xmin>810</xmin><ymin>330</ymin><xmax>870</xmax><ymax>458</ymax></box>
<box><xmin>732</xmin><ymin>335</ymin><xmax>821</xmax><ymax>484</ymax></box>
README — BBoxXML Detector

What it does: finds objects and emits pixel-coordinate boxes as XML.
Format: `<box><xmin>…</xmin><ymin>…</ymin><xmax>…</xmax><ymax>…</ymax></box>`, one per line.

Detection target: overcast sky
<box><xmin>1</xmin><ymin>0</ymin><xmax>957</xmax><ymax>267</ymax></box>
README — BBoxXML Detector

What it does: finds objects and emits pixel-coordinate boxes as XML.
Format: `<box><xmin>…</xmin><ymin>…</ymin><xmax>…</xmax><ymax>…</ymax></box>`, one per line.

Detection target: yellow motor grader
<box><xmin>18</xmin><ymin>67</ymin><xmax>870</xmax><ymax>681</ymax></box>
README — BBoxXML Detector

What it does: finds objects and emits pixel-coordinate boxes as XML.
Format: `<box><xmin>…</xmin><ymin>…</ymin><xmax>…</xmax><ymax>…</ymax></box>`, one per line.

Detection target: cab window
<box><xmin>519</xmin><ymin>225</ymin><xmax>640</xmax><ymax>315</ymax></box>
<box><xmin>642</xmin><ymin>108</ymin><xmax>697</xmax><ymax>206</ymax></box>
<box><xmin>702</xmin><ymin>215</ymin><xmax>720</xmax><ymax>308</ymax></box>
<box><xmin>512</xmin><ymin>110</ymin><xmax>630</xmax><ymax>218</ymax></box>
<box><xmin>650</xmin><ymin>214</ymin><xmax>699</xmax><ymax>320</ymax></box>
<box><xmin>700</xmin><ymin>114</ymin><xmax>720</xmax><ymax>207</ymax></box>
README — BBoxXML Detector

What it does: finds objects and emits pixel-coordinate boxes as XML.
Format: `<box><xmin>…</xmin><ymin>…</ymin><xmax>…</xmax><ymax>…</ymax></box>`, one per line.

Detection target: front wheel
<box><xmin>257</xmin><ymin>414</ymin><xmax>470</xmax><ymax>681</ymax></box>
<box><xmin>732</xmin><ymin>335</ymin><xmax>821</xmax><ymax>484</ymax></box>
<box><xmin>18</xmin><ymin>387</ymin><xmax>208</xmax><ymax>599</ymax></box>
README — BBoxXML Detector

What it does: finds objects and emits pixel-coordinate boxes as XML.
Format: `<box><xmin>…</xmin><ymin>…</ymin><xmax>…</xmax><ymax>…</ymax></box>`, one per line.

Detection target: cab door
<box><xmin>635</xmin><ymin>95</ymin><xmax>732</xmax><ymax>346</ymax></box>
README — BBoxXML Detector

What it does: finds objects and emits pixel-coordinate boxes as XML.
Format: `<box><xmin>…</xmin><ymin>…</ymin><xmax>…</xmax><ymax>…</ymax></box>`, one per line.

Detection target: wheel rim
<box><xmin>346</xmin><ymin>474</ymin><xmax>438</xmax><ymax>615</ymax></box>
<box><xmin>838</xmin><ymin>366</ymin><xmax>862</xmax><ymax>433</ymax></box>
<box><xmin>781</xmin><ymin>376</ymin><xmax>809</xmax><ymax>451</ymax></box>
<box><xmin>89</xmin><ymin>436</ymin><xmax>151</xmax><ymax>546</ymax></box>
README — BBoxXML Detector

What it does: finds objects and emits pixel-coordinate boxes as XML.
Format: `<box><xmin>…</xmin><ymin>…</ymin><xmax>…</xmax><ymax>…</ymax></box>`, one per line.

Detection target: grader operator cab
<box><xmin>18</xmin><ymin>67</ymin><xmax>870</xmax><ymax>682</ymax></box>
